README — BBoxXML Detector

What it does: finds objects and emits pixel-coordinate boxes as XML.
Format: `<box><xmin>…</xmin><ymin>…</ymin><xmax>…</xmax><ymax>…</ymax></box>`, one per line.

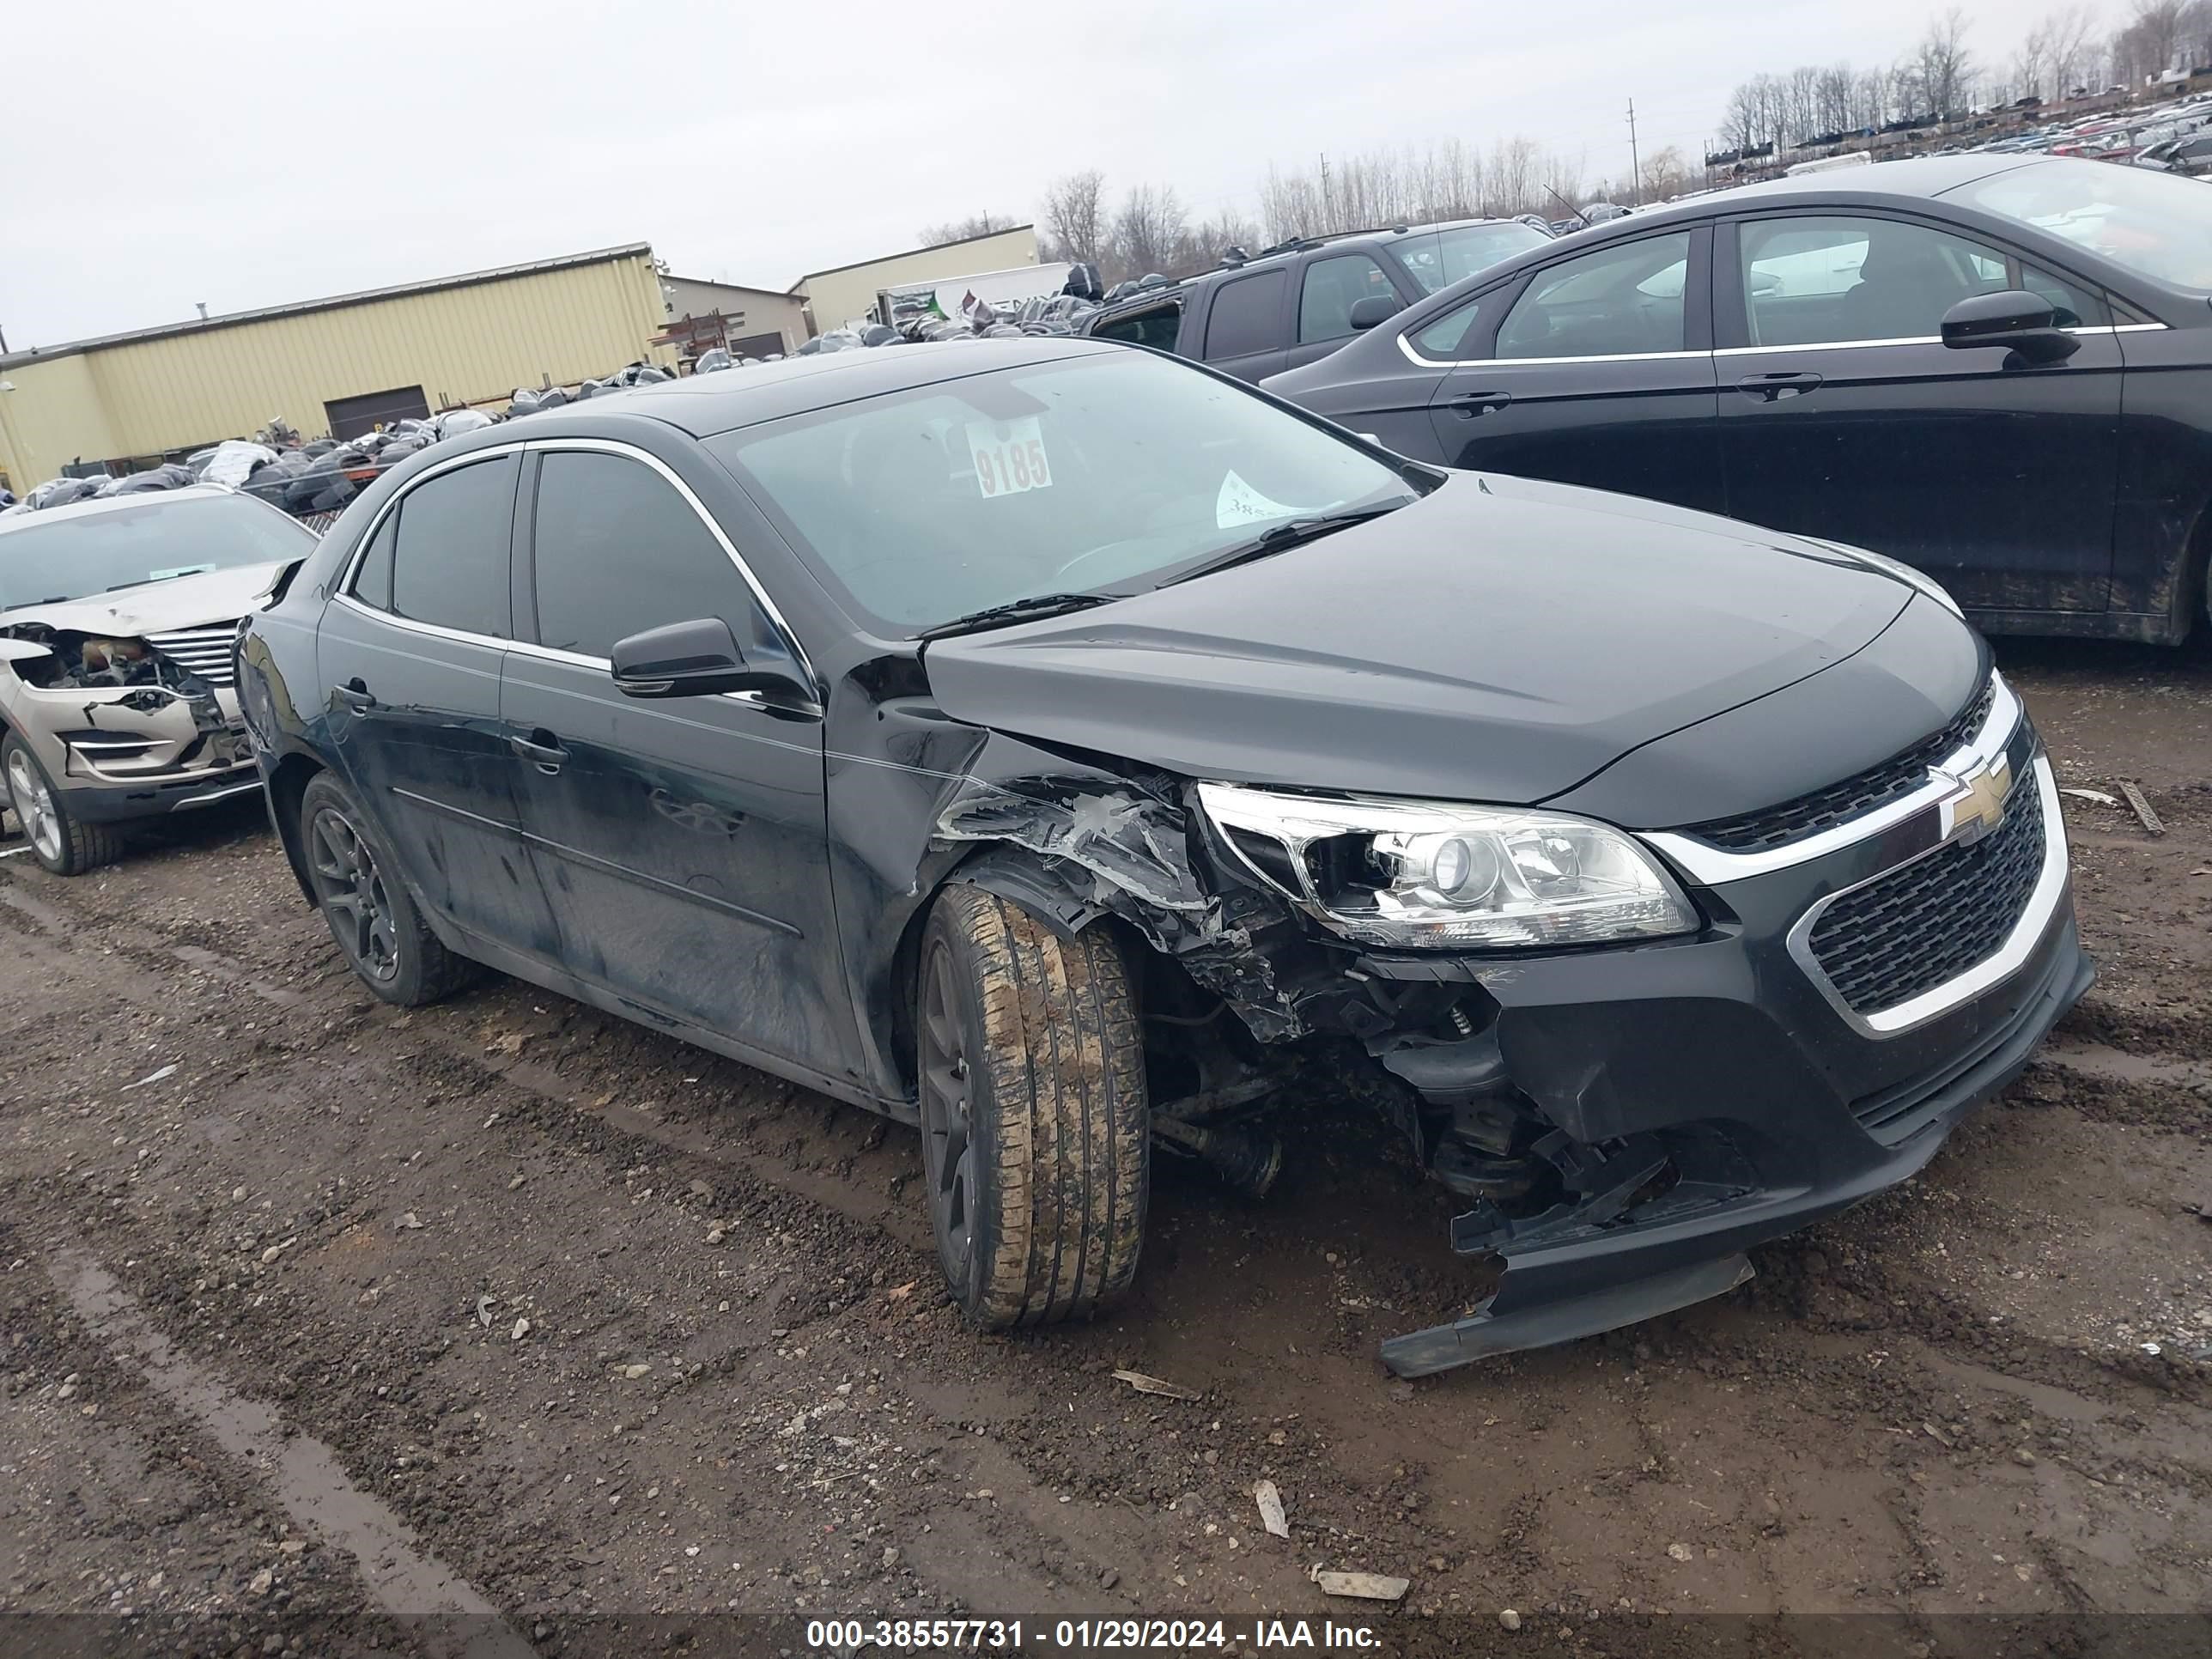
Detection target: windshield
<box><xmin>1948</xmin><ymin>159</ymin><xmax>2212</xmax><ymax>289</ymax></box>
<box><xmin>708</xmin><ymin>349</ymin><xmax>1420</xmax><ymax>634</ymax></box>
<box><xmin>1395</xmin><ymin>222</ymin><xmax>1553</xmax><ymax>294</ymax></box>
<box><xmin>0</xmin><ymin>493</ymin><xmax>314</xmax><ymax>612</ymax></box>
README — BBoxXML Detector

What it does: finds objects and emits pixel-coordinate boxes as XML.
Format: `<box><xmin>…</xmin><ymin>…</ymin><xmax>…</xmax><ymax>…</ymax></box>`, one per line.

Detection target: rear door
<box><xmin>502</xmin><ymin>441</ymin><xmax>851</xmax><ymax>1073</ymax></box>
<box><xmin>1714</xmin><ymin>210</ymin><xmax>2122</xmax><ymax>615</ymax></box>
<box><xmin>316</xmin><ymin>450</ymin><xmax>558</xmax><ymax>951</ymax></box>
<box><xmin>1422</xmin><ymin>227</ymin><xmax>1726</xmax><ymax>511</ymax></box>
<box><xmin>1196</xmin><ymin>266</ymin><xmax>1292</xmax><ymax>382</ymax></box>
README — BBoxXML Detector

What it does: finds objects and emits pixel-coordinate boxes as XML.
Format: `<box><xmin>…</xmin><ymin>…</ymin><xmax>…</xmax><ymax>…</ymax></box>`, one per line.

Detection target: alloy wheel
<box><xmin>307</xmin><ymin>806</ymin><xmax>399</xmax><ymax>982</ymax></box>
<box><xmin>6</xmin><ymin>749</ymin><xmax>62</xmax><ymax>865</ymax></box>
<box><xmin>918</xmin><ymin>939</ymin><xmax>978</xmax><ymax>1278</ymax></box>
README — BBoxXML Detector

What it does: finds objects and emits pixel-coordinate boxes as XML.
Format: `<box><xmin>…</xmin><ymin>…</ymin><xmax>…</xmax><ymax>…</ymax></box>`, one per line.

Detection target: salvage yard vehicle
<box><xmin>1</xmin><ymin>486</ymin><xmax>314</xmax><ymax>873</ymax></box>
<box><xmin>237</xmin><ymin>339</ymin><xmax>2089</xmax><ymax>1375</ymax></box>
<box><xmin>1264</xmin><ymin>155</ymin><xmax>2212</xmax><ymax>644</ymax></box>
<box><xmin>1081</xmin><ymin>218</ymin><xmax>1553</xmax><ymax>382</ymax></box>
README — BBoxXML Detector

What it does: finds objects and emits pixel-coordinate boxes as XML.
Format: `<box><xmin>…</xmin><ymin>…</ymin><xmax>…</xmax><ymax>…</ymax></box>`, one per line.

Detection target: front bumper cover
<box><xmin>1365</xmin><ymin>732</ymin><xmax>2088</xmax><ymax>1376</ymax></box>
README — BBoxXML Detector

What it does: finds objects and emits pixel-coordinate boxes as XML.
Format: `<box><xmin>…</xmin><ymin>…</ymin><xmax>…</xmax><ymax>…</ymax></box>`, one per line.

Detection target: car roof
<box><xmin>1602</xmin><ymin>152</ymin><xmax>2053</xmax><ymax>231</ymax></box>
<box><xmin>471</xmin><ymin>337</ymin><xmax>1119</xmax><ymax>441</ymax></box>
<box><xmin>0</xmin><ymin>482</ymin><xmax>236</xmax><ymax>537</ymax></box>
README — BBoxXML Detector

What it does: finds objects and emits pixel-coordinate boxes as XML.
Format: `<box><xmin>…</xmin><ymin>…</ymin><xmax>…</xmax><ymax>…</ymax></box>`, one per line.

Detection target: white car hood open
<box><xmin>1</xmin><ymin>562</ymin><xmax>288</xmax><ymax>635</ymax></box>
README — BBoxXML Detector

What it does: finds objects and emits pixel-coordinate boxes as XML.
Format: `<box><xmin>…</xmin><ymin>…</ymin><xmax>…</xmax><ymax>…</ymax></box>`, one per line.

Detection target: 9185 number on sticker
<box><xmin>967</xmin><ymin>417</ymin><xmax>1053</xmax><ymax>497</ymax></box>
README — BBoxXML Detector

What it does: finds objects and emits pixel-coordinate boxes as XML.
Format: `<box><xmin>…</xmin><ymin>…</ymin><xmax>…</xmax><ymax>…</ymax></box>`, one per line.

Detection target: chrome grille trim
<box><xmin>144</xmin><ymin>622</ymin><xmax>241</xmax><ymax>686</ymax></box>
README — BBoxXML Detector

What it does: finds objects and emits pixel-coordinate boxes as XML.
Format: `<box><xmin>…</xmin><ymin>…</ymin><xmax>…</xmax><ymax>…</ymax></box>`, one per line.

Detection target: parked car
<box><xmin>238</xmin><ymin>339</ymin><xmax>2087</xmax><ymax>1375</ymax></box>
<box><xmin>1264</xmin><ymin>155</ymin><xmax>2212</xmax><ymax>643</ymax></box>
<box><xmin>1</xmin><ymin>486</ymin><xmax>315</xmax><ymax>873</ymax></box>
<box><xmin>2136</xmin><ymin>132</ymin><xmax>2212</xmax><ymax>175</ymax></box>
<box><xmin>1080</xmin><ymin>219</ymin><xmax>1553</xmax><ymax>382</ymax></box>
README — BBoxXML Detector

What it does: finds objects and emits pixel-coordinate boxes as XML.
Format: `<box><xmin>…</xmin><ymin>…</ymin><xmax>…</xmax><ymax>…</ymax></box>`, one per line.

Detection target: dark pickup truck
<box><xmin>1079</xmin><ymin>219</ymin><xmax>1552</xmax><ymax>382</ymax></box>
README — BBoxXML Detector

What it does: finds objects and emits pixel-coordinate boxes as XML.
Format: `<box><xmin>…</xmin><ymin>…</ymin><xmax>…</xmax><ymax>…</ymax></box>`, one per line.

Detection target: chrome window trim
<box><xmin>1784</xmin><ymin>757</ymin><xmax>2069</xmax><ymax>1038</ymax></box>
<box><xmin>1396</xmin><ymin>337</ymin><xmax>1706</xmax><ymax>370</ymax></box>
<box><xmin>332</xmin><ymin>436</ymin><xmax>817</xmax><ymax>694</ymax></box>
<box><xmin>502</xmin><ymin>635</ymin><xmax>788</xmax><ymax>715</ymax></box>
<box><xmin>1642</xmin><ymin>674</ymin><xmax>2019</xmax><ymax>887</ymax></box>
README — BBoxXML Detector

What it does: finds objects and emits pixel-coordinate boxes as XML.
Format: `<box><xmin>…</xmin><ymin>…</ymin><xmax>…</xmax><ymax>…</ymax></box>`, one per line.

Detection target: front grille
<box><xmin>1692</xmin><ymin>678</ymin><xmax>1997</xmax><ymax>852</ymax></box>
<box><xmin>1805</xmin><ymin>781</ymin><xmax>2046</xmax><ymax>1017</ymax></box>
<box><xmin>144</xmin><ymin>623</ymin><xmax>240</xmax><ymax>687</ymax></box>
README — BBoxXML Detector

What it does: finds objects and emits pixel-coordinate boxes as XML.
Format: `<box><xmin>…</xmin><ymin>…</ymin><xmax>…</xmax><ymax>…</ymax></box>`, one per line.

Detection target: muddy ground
<box><xmin>1</xmin><ymin>635</ymin><xmax>2207</xmax><ymax>1659</ymax></box>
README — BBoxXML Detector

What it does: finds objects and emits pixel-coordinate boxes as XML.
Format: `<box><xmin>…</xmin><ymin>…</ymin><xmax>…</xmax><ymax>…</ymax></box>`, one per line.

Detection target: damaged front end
<box><xmin>925</xmin><ymin>749</ymin><xmax>2087</xmax><ymax>1378</ymax></box>
<box><xmin>1</xmin><ymin>625</ymin><xmax>254</xmax><ymax>795</ymax></box>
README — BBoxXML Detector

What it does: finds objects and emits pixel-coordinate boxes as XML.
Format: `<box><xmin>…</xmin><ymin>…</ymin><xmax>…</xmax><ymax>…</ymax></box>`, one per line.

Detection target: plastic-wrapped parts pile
<box><xmin>507</xmin><ymin>360</ymin><xmax>674</xmax><ymax>416</ymax></box>
<box><xmin>694</xmin><ymin>264</ymin><xmax>1110</xmax><ymax>369</ymax></box>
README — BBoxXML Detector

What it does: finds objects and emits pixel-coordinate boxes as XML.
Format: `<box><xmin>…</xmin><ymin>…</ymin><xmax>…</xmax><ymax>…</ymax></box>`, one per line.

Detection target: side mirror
<box><xmin>609</xmin><ymin>616</ymin><xmax>816</xmax><ymax>711</ymax></box>
<box><xmin>1347</xmin><ymin>295</ymin><xmax>1401</xmax><ymax>331</ymax></box>
<box><xmin>1941</xmin><ymin>290</ymin><xmax>2081</xmax><ymax>366</ymax></box>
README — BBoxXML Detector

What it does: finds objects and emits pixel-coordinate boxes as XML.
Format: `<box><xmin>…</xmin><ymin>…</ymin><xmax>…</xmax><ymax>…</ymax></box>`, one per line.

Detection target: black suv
<box><xmin>1080</xmin><ymin>219</ymin><xmax>1552</xmax><ymax>382</ymax></box>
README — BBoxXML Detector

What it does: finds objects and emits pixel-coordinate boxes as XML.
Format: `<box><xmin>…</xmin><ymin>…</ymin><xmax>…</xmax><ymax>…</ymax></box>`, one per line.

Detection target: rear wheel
<box><xmin>916</xmin><ymin>884</ymin><xmax>1150</xmax><ymax>1330</ymax></box>
<box><xmin>299</xmin><ymin>773</ymin><xmax>477</xmax><ymax>1006</ymax></box>
<box><xmin>3</xmin><ymin>734</ymin><xmax>125</xmax><ymax>877</ymax></box>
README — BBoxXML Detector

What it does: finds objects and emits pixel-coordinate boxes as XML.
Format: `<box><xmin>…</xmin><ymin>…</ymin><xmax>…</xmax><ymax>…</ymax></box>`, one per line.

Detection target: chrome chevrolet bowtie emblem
<box><xmin>1936</xmin><ymin>753</ymin><xmax>2014</xmax><ymax>845</ymax></box>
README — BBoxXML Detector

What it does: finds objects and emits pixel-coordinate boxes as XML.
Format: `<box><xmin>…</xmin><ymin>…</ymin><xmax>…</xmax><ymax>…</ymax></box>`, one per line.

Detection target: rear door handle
<box><xmin>509</xmin><ymin>730</ymin><xmax>569</xmax><ymax>774</ymax></box>
<box><xmin>1446</xmin><ymin>389</ymin><xmax>1513</xmax><ymax>416</ymax></box>
<box><xmin>1735</xmin><ymin>371</ymin><xmax>1824</xmax><ymax>402</ymax></box>
<box><xmin>331</xmin><ymin>678</ymin><xmax>376</xmax><ymax>711</ymax></box>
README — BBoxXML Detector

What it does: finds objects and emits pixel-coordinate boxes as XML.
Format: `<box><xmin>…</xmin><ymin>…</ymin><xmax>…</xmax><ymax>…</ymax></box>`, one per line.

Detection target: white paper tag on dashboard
<box><xmin>966</xmin><ymin>417</ymin><xmax>1053</xmax><ymax>497</ymax></box>
<box><xmin>1216</xmin><ymin>470</ymin><xmax>1303</xmax><ymax>528</ymax></box>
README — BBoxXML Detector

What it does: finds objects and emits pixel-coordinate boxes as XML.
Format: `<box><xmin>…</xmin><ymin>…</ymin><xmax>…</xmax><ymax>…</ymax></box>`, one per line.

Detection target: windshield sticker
<box><xmin>965</xmin><ymin>417</ymin><xmax>1053</xmax><ymax>498</ymax></box>
<box><xmin>147</xmin><ymin>564</ymin><xmax>218</xmax><ymax>582</ymax></box>
<box><xmin>1216</xmin><ymin>471</ymin><xmax>1304</xmax><ymax>529</ymax></box>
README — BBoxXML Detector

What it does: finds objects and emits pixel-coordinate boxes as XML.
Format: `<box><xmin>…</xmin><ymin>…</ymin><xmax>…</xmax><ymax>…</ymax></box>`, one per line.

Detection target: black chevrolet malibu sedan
<box><xmin>236</xmin><ymin>339</ymin><xmax>2089</xmax><ymax>1374</ymax></box>
<box><xmin>1263</xmin><ymin>155</ymin><xmax>2212</xmax><ymax>644</ymax></box>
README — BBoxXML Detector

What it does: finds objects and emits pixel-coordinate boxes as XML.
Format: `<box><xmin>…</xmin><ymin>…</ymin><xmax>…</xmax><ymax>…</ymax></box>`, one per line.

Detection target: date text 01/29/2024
<box><xmin>804</xmin><ymin>1618</ymin><xmax>1382</xmax><ymax>1650</ymax></box>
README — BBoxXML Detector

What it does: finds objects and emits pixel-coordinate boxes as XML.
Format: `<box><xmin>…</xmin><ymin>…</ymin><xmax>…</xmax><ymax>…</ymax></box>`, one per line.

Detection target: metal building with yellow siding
<box><xmin>0</xmin><ymin>244</ymin><xmax>673</xmax><ymax>490</ymax></box>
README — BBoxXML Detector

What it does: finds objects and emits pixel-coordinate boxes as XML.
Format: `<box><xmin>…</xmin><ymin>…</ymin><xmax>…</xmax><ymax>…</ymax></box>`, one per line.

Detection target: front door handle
<box><xmin>509</xmin><ymin>730</ymin><xmax>569</xmax><ymax>774</ymax></box>
<box><xmin>1445</xmin><ymin>389</ymin><xmax>1513</xmax><ymax>417</ymax></box>
<box><xmin>331</xmin><ymin>678</ymin><xmax>376</xmax><ymax>712</ymax></box>
<box><xmin>1735</xmin><ymin>371</ymin><xmax>1824</xmax><ymax>402</ymax></box>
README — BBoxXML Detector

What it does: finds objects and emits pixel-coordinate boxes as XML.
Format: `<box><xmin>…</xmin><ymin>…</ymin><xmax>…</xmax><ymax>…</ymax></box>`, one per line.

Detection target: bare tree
<box><xmin>1916</xmin><ymin>9</ymin><xmax>1976</xmax><ymax>117</ymax></box>
<box><xmin>1110</xmin><ymin>185</ymin><xmax>1188</xmax><ymax>277</ymax></box>
<box><xmin>2045</xmin><ymin>4</ymin><xmax>2101</xmax><ymax>94</ymax></box>
<box><xmin>918</xmin><ymin>211</ymin><xmax>1020</xmax><ymax>246</ymax></box>
<box><xmin>1040</xmin><ymin>171</ymin><xmax>1109</xmax><ymax>267</ymax></box>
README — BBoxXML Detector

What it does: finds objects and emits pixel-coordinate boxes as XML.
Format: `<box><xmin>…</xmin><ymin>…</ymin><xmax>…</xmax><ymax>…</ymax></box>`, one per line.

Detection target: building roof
<box><xmin>662</xmin><ymin>275</ymin><xmax>804</xmax><ymax>302</ymax></box>
<box><xmin>1</xmin><ymin>244</ymin><xmax>656</xmax><ymax>370</ymax></box>
<box><xmin>788</xmin><ymin>225</ymin><xmax>1038</xmax><ymax>292</ymax></box>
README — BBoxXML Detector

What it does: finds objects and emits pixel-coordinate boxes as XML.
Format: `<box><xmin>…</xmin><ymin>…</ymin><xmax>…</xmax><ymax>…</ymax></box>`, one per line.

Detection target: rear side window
<box><xmin>1204</xmin><ymin>270</ymin><xmax>1286</xmax><ymax>360</ymax></box>
<box><xmin>1408</xmin><ymin>292</ymin><xmax>1499</xmax><ymax>360</ymax></box>
<box><xmin>1496</xmin><ymin>233</ymin><xmax>1692</xmax><ymax>359</ymax></box>
<box><xmin>350</xmin><ymin>507</ymin><xmax>398</xmax><ymax>611</ymax></box>
<box><xmin>1297</xmin><ymin>253</ymin><xmax>1395</xmax><ymax>343</ymax></box>
<box><xmin>386</xmin><ymin>457</ymin><xmax>515</xmax><ymax>638</ymax></box>
<box><xmin>1091</xmin><ymin>301</ymin><xmax>1182</xmax><ymax>352</ymax></box>
<box><xmin>530</xmin><ymin>452</ymin><xmax>753</xmax><ymax>660</ymax></box>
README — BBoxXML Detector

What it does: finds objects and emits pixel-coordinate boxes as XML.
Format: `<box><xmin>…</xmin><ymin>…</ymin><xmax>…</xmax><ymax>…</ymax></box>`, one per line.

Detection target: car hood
<box><xmin>1</xmin><ymin>561</ymin><xmax>287</xmax><ymax>635</ymax></box>
<box><xmin>923</xmin><ymin>472</ymin><xmax>1942</xmax><ymax>809</ymax></box>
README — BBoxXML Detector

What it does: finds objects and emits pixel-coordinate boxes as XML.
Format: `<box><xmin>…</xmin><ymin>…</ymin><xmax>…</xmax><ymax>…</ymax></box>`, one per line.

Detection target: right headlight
<box><xmin>1196</xmin><ymin>783</ymin><xmax>1698</xmax><ymax>951</ymax></box>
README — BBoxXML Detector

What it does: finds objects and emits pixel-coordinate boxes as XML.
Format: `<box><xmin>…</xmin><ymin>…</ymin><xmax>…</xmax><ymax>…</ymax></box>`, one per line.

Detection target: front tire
<box><xmin>916</xmin><ymin>884</ymin><xmax>1149</xmax><ymax>1330</ymax></box>
<box><xmin>3</xmin><ymin>734</ymin><xmax>125</xmax><ymax>877</ymax></box>
<box><xmin>298</xmin><ymin>773</ymin><xmax>477</xmax><ymax>1006</ymax></box>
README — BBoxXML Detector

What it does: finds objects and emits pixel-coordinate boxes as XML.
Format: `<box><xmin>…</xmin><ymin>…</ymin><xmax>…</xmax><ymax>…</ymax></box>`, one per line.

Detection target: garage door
<box><xmin>325</xmin><ymin>386</ymin><xmax>431</xmax><ymax>440</ymax></box>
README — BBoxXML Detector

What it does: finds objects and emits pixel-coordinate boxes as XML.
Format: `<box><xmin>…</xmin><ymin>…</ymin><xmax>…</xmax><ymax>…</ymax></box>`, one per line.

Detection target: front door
<box><xmin>1715</xmin><ymin>211</ymin><xmax>2123</xmax><ymax>616</ymax></box>
<box><xmin>1281</xmin><ymin>250</ymin><xmax>1412</xmax><ymax>374</ymax></box>
<box><xmin>1423</xmin><ymin>228</ymin><xmax>1727</xmax><ymax>512</ymax></box>
<box><xmin>317</xmin><ymin>452</ymin><xmax>557</xmax><ymax>952</ymax></box>
<box><xmin>501</xmin><ymin>444</ymin><xmax>850</xmax><ymax>1073</ymax></box>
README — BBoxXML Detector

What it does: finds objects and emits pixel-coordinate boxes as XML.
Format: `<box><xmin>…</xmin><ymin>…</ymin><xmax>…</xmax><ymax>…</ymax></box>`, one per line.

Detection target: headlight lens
<box><xmin>1196</xmin><ymin>783</ymin><xmax>1698</xmax><ymax>950</ymax></box>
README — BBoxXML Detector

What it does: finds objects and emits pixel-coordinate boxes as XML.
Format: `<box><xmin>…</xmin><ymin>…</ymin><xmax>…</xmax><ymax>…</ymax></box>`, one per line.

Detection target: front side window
<box><xmin>0</xmin><ymin>494</ymin><xmax>313</xmax><ymax>613</ymax></box>
<box><xmin>1297</xmin><ymin>253</ymin><xmax>1396</xmax><ymax>343</ymax></box>
<box><xmin>1204</xmin><ymin>270</ymin><xmax>1287</xmax><ymax>360</ymax></box>
<box><xmin>530</xmin><ymin>452</ymin><xmax>753</xmax><ymax>660</ymax></box>
<box><xmin>384</xmin><ymin>458</ymin><xmax>514</xmax><ymax>638</ymax></box>
<box><xmin>1738</xmin><ymin>215</ymin><xmax>2105</xmax><ymax>347</ymax></box>
<box><xmin>1495</xmin><ymin>233</ymin><xmax>1692</xmax><ymax>359</ymax></box>
<box><xmin>1948</xmin><ymin>158</ymin><xmax>2212</xmax><ymax>289</ymax></box>
<box><xmin>708</xmin><ymin>349</ymin><xmax>1420</xmax><ymax>634</ymax></box>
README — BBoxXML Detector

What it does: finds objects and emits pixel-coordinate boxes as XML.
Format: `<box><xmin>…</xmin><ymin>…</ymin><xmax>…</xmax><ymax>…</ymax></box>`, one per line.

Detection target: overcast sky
<box><xmin>6</xmin><ymin>0</ymin><xmax>2061</xmax><ymax>348</ymax></box>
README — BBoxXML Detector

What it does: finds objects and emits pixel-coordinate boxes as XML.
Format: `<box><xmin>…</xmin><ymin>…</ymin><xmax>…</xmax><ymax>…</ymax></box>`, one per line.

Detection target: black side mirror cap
<box><xmin>1941</xmin><ymin>290</ymin><xmax>2081</xmax><ymax>365</ymax></box>
<box><xmin>1348</xmin><ymin>295</ymin><xmax>1401</xmax><ymax>331</ymax></box>
<box><xmin>609</xmin><ymin>616</ymin><xmax>816</xmax><ymax>709</ymax></box>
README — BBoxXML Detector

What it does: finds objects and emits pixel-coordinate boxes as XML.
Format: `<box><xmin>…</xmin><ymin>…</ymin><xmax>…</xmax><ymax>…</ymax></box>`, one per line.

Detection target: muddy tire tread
<box><xmin>299</xmin><ymin>774</ymin><xmax>480</xmax><ymax>1006</ymax></box>
<box><xmin>939</xmin><ymin>884</ymin><xmax>1147</xmax><ymax>1330</ymax></box>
